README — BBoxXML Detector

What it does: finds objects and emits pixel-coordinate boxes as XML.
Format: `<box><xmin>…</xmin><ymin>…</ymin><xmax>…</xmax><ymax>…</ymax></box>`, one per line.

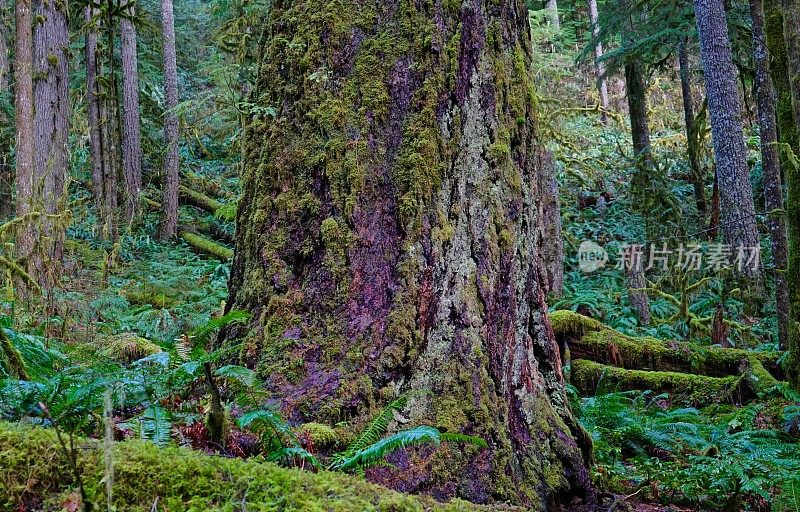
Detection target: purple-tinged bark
<box><xmin>221</xmin><ymin>0</ymin><xmax>595</xmax><ymax>507</ymax></box>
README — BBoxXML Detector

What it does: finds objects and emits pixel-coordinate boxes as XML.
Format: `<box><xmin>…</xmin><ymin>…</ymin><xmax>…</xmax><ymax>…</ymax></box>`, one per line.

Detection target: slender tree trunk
<box><xmin>780</xmin><ymin>0</ymin><xmax>800</xmax><ymax>384</ymax></box>
<box><xmin>693</xmin><ymin>0</ymin><xmax>760</xmax><ymax>271</ymax></box>
<box><xmin>121</xmin><ymin>4</ymin><xmax>142</xmax><ymax>223</ymax></box>
<box><xmin>624</xmin><ymin>59</ymin><xmax>652</xmax><ymax>169</ymax></box>
<box><xmin>159</xmin><ymin>0</ymin><xmax>180</xmax><ymax>239</ymax></box>
<box><xmin>624</xmin><ymin>246</ymin><xmax>650</xmax><ymax>326</ymax></box>
<box><xmin>221</xmin><ymin>0</ymin><xmax>595</xmax><ymax>507</ymax></box>
<box><xmin>0</xmin><ymin>4</ymin><xmax>12</xmax><ymax>218</ymax></box>
<box><xmin>104</xmin><ymin>9</ymin><xmax>120</xmax><ymax>240</ymax></box>
<box><xmin>32</xmin><ymin>0</ymin><xmax>70</xmax><ymax>280</ymax></box>
<box><xmin>85</xmin><ymin>3</ymin><xmax>109</xmax><ymax>237</ymax></box>
<box><xmin>14</xmin><ymin>0</ymin><xmax>36</xmax><ymax>292</ymax></box>
<box><xmin>545</xmin><ymin>0</ymin><xmax>560</xmax><ymax>29</ymax></box>
<box><xmin>678</xmin><ymin>38</ymin><xmax>707</xmax><ymax>215</ymax></box>
<box><xmin>749</xmin><ymin>0</ymin><xmax>789</xmax><ymax>349</ymax></box>
<box><xmin>588</xmin><ymin>0</ymin><xmax>609</xmax><ymax>124</ymax></box>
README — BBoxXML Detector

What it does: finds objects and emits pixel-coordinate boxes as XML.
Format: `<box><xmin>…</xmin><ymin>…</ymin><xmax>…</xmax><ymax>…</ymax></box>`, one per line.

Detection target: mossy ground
<box><xmin>0</xmin><ymin>422</ymin><xmax>511</xmax><ymax>512</ymax></box>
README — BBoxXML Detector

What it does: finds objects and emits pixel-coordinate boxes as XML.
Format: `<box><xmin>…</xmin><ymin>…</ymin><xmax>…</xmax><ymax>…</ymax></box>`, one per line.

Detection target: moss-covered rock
<box><xmin>0</xmin><ymin>422</ymin><xmax>510</xmax><ymax>512</ymax></box>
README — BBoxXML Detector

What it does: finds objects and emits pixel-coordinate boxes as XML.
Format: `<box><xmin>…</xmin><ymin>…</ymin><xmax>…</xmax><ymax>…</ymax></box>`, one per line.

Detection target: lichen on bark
<box><xmin>223</xmin><ymin>0</ymin><xmax>594</xmax><ymax>507</ymax></box>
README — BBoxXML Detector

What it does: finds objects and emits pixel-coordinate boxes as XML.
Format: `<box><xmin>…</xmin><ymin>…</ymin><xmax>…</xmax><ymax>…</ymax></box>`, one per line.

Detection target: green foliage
<box><xmin>578</xmin><ymin>391</ymin><xmax>800</xmax><ymax>509</ymax></box>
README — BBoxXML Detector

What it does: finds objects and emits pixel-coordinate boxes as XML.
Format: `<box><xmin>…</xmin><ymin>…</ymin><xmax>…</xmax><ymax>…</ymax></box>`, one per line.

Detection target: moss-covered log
<box><xmin>0</xmin><ymin>423</ymin><xmax>504</xmax><ymax>512</ymax></box>
<box><xmin>140</xmin><ymin>196</ymin><xmax>233</xmax><ymax>260</ymax></box>
<box><xmin>178</xmin><ymin>184</ymin><xmax>224</xmax><ymax>214</ymax></box>
<box><xmin>550</xmin><ymin>310</ymin><xmax>781</xmax><ymax>379</ymax></box>
<box><xmin>179</xmin><ymin>231</ymin><xmax>233</xmax><ymax>261</ymax></box>
<box><xmin>221</xmin><ymin>0</ymin><xmax>595</xmax><ymax>508</ymax></box>
<box><xmin>570</xmin><ymin>360</ymin><xmax>745</xmax><ymax>405</ymax></box>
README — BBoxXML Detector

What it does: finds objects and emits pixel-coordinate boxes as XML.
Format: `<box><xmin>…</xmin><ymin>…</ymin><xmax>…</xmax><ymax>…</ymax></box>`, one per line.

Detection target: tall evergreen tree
<box><xmin>32</xmin><ymin>0</ymin><xmax>70</xmax><ymax>269</ymax></box>
<box><xmin>749</xmin><ymin>0</ymin><xmax>789</xmax><ymax>349</ymax></box>
<box><xmin>780</xmin><ymin>0</ymin><xmax>800</xmax><ymax>384</ymax></box>
<box><xmin>14</xmin><ymin>0</ymin><xmax>35</xmax><ymax>292</ymax></box>
<box><xmin>588</xmin><ymin>0</ymin><xmax>609</xmax><ymax>123</ymax></box>
<box><xmin>693</xmin><ymin>0</ymin><xmax>760</xmax><ymax>273</ymax></box>
<box><xmin>121</xmin><ymin>2</ymin><xmax>143</xmax><ymax>222</ymax></box>
<box><xmin>159</xmin><ymin>0</ymin><xmax>180</xmax><ymax>239</ymax></box>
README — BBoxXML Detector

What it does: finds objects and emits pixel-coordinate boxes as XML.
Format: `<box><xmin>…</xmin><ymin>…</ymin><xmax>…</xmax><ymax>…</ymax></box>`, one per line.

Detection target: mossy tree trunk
<box><xmin>223</xmin><ymin>0</ymin><xmax>594</xmax><ymax>508</ymax></box>
<box><xmin>678</xmin><ymin>38</ymin><xmax>707</xmax><ymax>216</ymax></box>
<box><xmin>749</xmin><ymin>0</ymin><xmax>789</xmax><ymax>350</ymax></box>
<box><xmin>780</xmin><ymin>0</ymin><xmax>800</xmax><ymax>385</ymax></box>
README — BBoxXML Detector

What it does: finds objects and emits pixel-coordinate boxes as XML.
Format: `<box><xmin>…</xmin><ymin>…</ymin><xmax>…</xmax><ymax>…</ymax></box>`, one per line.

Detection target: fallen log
<box><xmin>179</xmin><ymin>184</ymin><xmax>223</xmax><ymax>213</ymax></box>
<box><xmin>141</xmin><ymin>197</ymin><xmax>233</xmax><ymax>261</ymax></box>
<box><xmin>550</xmin><ymin>310</ymin><xmax>781</xmax><ymax>379</ymax></box>
<box><xmin>570</xmin><ymin>359</ymin><xmax>746</xmax><ymax>405</ymax></box>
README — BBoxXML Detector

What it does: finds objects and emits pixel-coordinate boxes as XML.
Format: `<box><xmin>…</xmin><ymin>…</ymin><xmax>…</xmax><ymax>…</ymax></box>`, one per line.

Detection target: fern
<box><xmin>138</xmin><ymin>404</ymin><xmax>173</xmax><ymax>447</ymax></box>
<box><xmin>340</xmin><ymin>396</ymin><xmax>408</xmax><ymax>459</ymax></box>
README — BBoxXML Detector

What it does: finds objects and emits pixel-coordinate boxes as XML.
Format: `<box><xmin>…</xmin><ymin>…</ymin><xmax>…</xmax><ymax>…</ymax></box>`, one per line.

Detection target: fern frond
<box><xmin>139</xmin><ymin>404</ymin><xmax>172</xmax><ymax>446</ymax></box>
<box><xmin>342</xmin><ymin>396</ymin><xmax>408</xmax><ymax>457</ymax></box>
<box><xmin>332</xmin><ymin>425</ymin><xmax>442</xmax><ymax>471</ymax></box>
<box><xmin>189</xmin><ymin>310</ymin><xmax>250</xmax><ymax>346</ymax></box>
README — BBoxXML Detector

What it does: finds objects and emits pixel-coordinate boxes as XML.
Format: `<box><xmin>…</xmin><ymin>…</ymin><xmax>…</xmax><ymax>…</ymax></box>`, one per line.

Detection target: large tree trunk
<box><xmin>764</xmin><ymin>0</ymin><xmax>799</xmax><ymax>158</ymax></box>
<box><xmin>222</xmin><ymin>0</ymin><xmax>594</xmax><ymax>507</ymax></box>
<box><xmin>749</xmin><ymin>0</ymin><xmax>789</xmax><ymax>349</ymax></box>
<box><xmin>781</xmin><ymin>0</ymin><xmax>800</xmax><ymax>385</ymax></box>
<box><xmin>588</xmin><ymin>0</ymin><xmax>609</xmax><ymax>124</ymax></box>
<box><xmin>0</xmin><ymin>4</ymin><xmax>12</xmax><ymax>219</ymax></box>
<box><xmin>14</xmin><ymin>0</ymin><xmax>36</xmax><ymax>293</ymax></box>
<box><xmin>678</xmin><ymin>38</ymin><xmax>707</xmax><ymax>216</ymax></box>
<box><xmin>32</xmin><ymin>0</ymin><xmax>70</xmax><ymax>279</ymax></box>
<box><xmin>159</xmin><ymin>0</ymin><xmax>180</xmax><ymax>239</ymax></box>
<box><xmin>693</xmin><ymin>0</ymin><xmax>760</xmax><ymax>271</ymax></box>
<box><xmin>121</xmin><ymin>4</ymin><xmax>143</xmax><ymax>222</ymax></box>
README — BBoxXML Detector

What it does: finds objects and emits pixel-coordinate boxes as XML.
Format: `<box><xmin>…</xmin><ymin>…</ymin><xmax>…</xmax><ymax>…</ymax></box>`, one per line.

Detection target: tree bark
<box><xmin>749</xmin><ymin>0</ymin><xmax>789</xmax><ymax>349</ymax></box>
<box><xmin>85</xmin><ymin>3</ymin><xmax>111</xmax><ymax>238</ymax></box>
<box><xmin>14</xmin><ymin>0</ymin><xmax>35</xmax><ymax>293</ymax></box>
<box><xmin>0</xmin><ymin>4</ymin><xmax>12</xmax><ymax>219</ymax></box>
<box><xmin>678</xmin><ymin>38</ymin><xmax>707</xmax><ymax>215</ymax></box>
<box><xmin>121</xmin><ymin>3</ymin><xmax>143</xmax><ymax>223</ymax></box>
<box><xmin>624</xmin><ymin>60</ymin><xmax>651</xmax><ymax>167</ymax></box>
<box><xmin>693</xmin><ymin>0</ymin><xmax>760</xmax><ymax>272</ymax></box>
<box><xmin>221</xmin><ymin>0</ymin><xmax>594</xmax><ymax>507</ymax></box>
<box><xmin>159</xmin><ymin>0</ymin><xmax>180</xmax><ymax>239</ymax></box>
<box><xmin>32</xmin><ymin>0</ymin><xmax>70</xmax><ymax>277</ymax></box>
<box><xmin>780</xmin><ymin>0</ymin><xmax>800</xmax><ymax>385</ymax></box>
<box><xmin>764</xmin><ymin>0</ymin><xmax>799</xmax><ymax>159</ymax></box>
<box><xmin>545</xmin><ymin>0</ymin><xmax>560</xmax><ymax>29</ymax></box>
<box><xmin>538</xmin><ymin>149</ymin><xmax>563</xmax><ymax>297</ymax></box>
<box><xmin>588</xmin><ymin>0</ymin><xmax>609</xmax><ymax>124</ymax></box>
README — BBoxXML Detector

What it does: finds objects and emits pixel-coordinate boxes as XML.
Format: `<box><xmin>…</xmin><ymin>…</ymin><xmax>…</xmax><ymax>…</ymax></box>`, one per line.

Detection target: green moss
<box><xmin>0</xmin><ymin>329</ymin><xmax>28</xmax><ymax>380</ymax></box>
<box><xmin>90</xmin><ymin>333</ymin><xmax>162</xmax><ymax>365</ymax></box>
<box><xmin>570</xmin><ymin>360</ymin><xmax>742</xmax><ymax>405</ymax></box>
<box><xmin>297</xmin><ymin>422</ymin><xmax>338</xmax><ymax>448</ymax></box>
<box><xmin>0</xmin><ymin>423</ymin><xmax>500</xmax><ymax>512</ymax></box>
<box><xmin>179</xmin><ymin>231</ymin><xmax>234</xmax><ymax>261</ymax></box>
<box><xmin>548</xmin><ymin>310</ymin><xmax>606</xmax><ymax>337</ymax></box>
